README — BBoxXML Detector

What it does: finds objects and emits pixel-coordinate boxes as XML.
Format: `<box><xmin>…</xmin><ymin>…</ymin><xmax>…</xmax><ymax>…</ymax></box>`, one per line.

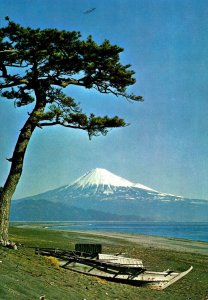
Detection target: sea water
<box><xmin>50</xmin><ymin>221</ymin><xmax>208</xmax><ymax>243</ymax></box>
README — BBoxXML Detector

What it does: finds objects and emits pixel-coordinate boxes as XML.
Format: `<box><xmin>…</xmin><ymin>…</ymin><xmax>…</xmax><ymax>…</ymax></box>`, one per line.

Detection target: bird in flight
<box><xmin>84</xmin><ymin>8</ymin><xmax>96</xmax><ymax>14</ymax></box>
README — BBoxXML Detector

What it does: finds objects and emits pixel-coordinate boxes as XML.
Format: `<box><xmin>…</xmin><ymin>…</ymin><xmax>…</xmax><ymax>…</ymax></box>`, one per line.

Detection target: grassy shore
<box><xmin>0</xmin><ymin>225</ymin><xmax>207</xmax><ymax>300</ymax></box>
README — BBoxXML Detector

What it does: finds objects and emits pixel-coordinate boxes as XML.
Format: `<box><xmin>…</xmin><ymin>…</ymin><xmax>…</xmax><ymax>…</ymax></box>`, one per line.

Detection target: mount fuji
<box><xmin>62</xmin><ymin>168</ymin><xmax>157</xmax><ymax>194</ymax></box>
<box><xmin>10</xmin><ymin>168</ymin><xmax>208</xmax><ymax>222</ymax></box>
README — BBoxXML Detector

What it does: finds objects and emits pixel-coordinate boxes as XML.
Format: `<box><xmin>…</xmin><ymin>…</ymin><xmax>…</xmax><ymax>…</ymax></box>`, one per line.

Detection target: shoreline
<box><xmin>12</xmin><ymin>222</ymin><xmax>208</xmax><ymax>255</ymax></box>
<box><xmin>54</xmin><ymin>229</ymin><xmax>208</xmax><ymax>256</ymax></box>
<box><xmin>11</xmin><ymin>220</ymin><xmax>208</xmax><ymax>241</ymax></box>
<box><xmin>44</xmin><ymin>226</ymin><xmax>208</xmax><ymax>256</ymax></box>
<box><xmin>7</xmin><ymin>225</ymin><xmax>208</xmax><ymax>299</ymax></box>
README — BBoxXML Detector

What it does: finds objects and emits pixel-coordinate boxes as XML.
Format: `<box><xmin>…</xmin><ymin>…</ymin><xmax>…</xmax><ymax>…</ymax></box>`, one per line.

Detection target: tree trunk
<box><xmin>0</xmin><ymin>91</ymin><xmax>46</xmax><ymax>244</ymax></box>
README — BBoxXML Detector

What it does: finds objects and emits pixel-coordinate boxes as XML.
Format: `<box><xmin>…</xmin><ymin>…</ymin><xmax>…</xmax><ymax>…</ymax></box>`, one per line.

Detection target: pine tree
<box><xmin>0</xmin><ymin>17</ymin><xmax>142</xmax><ymax>244</ymax></box>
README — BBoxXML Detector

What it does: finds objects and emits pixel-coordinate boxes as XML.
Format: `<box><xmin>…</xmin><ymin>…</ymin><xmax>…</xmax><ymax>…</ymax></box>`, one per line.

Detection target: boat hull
<box><xmin>35</xmin><ymin>247</ymin><xmax>193</xmax><ymax>290</ymax></box>
<box><xmin>60</xmin><ymin>260</ymin><xmax>193</xmax><ymax>290</ymax></box>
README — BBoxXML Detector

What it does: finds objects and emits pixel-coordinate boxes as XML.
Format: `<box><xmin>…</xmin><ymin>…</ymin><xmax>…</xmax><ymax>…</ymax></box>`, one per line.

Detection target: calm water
<box><xmin>51</xmin><ymin>221</ymin><xmax>208</xmax><ymax>243</ymax></box>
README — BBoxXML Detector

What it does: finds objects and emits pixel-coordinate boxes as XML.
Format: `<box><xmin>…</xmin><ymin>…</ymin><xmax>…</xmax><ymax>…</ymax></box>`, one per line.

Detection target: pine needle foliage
<box><xmin>0</xmin><ymin>17</ymin><xmax>143</xmax><ymax>243</ymax></box>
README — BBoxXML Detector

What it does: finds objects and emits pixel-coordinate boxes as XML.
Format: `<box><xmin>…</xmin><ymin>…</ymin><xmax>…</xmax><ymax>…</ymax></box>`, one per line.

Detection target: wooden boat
<box><xmin>35</xmin><ymin>244</ymin><xmax>193</xmax><ymax>290</ymax></box>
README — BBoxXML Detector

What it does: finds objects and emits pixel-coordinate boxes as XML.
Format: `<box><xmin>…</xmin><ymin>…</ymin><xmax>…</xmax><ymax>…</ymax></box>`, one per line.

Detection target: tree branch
<box><xmin>48</xmin><ymin>77</ymin><xmax>86</xmax><ymax>88</ymax></box>
<box><xmin>0</xmin><ymin>79</ymin><xmax>29</xmax><ymax>89</ymax></box>
<box><xmin>38</xmin><ymin>121</ymin><xmax>87</xmax><ymax>130</ymax></box>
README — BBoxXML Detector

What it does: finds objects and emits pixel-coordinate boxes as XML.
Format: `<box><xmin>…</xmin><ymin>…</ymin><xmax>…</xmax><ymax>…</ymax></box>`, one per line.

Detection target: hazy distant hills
<box><xmin>10</xmin><ymin>168</ymin><xmax>208</xmax><ymax>222</ymax></box>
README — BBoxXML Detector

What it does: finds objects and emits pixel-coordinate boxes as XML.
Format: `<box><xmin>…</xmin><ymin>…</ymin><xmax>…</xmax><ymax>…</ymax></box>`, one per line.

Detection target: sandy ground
<box><xmin>68</xmin><ymin>230</ymin><xmax>208</xmax><ymax>256</ymax></box>
<box><xmin>14</xmin><ymin>222</ymin><xmax>208</xmax><ymax>256</ymax></box>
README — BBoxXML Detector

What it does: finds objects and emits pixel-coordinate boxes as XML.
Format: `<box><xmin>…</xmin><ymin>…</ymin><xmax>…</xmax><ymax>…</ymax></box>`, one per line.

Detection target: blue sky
<box><xmin>0</xmin><ymin>0</ymin><xmax>208</xmax><ymax>200</ymax></box>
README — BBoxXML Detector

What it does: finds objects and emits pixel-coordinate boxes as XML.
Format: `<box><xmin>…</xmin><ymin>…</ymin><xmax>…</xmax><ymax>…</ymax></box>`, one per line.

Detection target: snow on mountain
<box><xmin>12</xmin><ymin>168</ymin><xmax>208</xmax><ymax>222</ymax></box>
<box><xmin>67</xmin><ymin>168</ymin><xmax>155</xmax><ymax>192</ymax></box>
<box><xmin>69</xmin><ymin>168</ymin><xmax>133</xmax><ymax>188</ymax></box>
<box><xmin>132</xmin><ymin>183</ymin><xmax>157</xmax><ymax>192</ymax></box>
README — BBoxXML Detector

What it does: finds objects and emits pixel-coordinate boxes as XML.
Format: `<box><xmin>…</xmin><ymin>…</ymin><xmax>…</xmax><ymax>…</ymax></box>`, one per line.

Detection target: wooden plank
<box><xmin>75</xmin><ymin>243</ymin><xmax>102</xmax><ymax>254</ymax></box>
<box><xmin>98</xmin><ymin>254</ymin><xmax>144</xmax><ymax>267</ymax></box>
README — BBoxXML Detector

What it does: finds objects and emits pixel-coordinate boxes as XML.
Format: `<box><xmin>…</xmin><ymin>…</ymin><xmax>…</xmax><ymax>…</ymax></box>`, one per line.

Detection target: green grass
<box><xmin>0</xmin><ymin>226</ymin><xmax>207</xmax><ymax>300</ymax></box>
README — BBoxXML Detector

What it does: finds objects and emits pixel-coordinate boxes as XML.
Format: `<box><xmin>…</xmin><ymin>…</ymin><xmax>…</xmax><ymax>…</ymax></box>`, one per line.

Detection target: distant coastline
<box><xmin>12</xmin><ymin>221</ymin><xmax>208</xmax><ymax>254</ymax></box>
<box><xmin>47</xmin><ymin>221</ymin><xmax>208</xmax><ymax>243</ymax></box>
<box><xmin>64</xmin><ymin>229</ymin><xmax>208</xmax><ymax>256</ymax></box>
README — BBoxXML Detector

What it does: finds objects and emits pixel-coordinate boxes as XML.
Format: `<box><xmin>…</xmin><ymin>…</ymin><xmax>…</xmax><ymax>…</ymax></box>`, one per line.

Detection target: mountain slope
<box><xmin>11</xmin><ymin>168</ymin><xmax>208</xmax><ymax>222</ymax></box>
<box><xmin>70</xmin><ymin>168</ymin><xmax>133</xmax><ymax>188</ymax></box>
<box><xmin>10</xmin><ymin>199</ymin><xmax>147</xmax><ymax>221</ymax></box>
<box><xmin>62</xmin><ymin>168</ymin><xmax>156</xmax><ymax>194</ymax></box>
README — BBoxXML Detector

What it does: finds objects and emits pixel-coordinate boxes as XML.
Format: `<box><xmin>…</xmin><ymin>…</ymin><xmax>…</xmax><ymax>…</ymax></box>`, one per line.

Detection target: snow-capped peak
<box><xmin>67</xmin><ymin>168</ymin><xmax>156</xmax><ymax>193</ymax></box>
<box><xmin>70</xmin><ymin>168</ymin><xmax>133</xmax><ymax>189</ymax></box>
<box><xmin>133</xmin><ymin>183</ymin><xmax>157</xmax><ymax>192</ymax></box>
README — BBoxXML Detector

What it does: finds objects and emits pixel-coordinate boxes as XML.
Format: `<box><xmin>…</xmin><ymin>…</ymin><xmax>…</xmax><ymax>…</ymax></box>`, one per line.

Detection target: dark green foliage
<box><xmin>0</xmin><ymin>17</ymin><xmax>143</xmax><ymax>243</ymax></box>
<box><xmin>0</xmin><ymin>17</ymin><xmax>143</xmax><ymax>138</ymax></box>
